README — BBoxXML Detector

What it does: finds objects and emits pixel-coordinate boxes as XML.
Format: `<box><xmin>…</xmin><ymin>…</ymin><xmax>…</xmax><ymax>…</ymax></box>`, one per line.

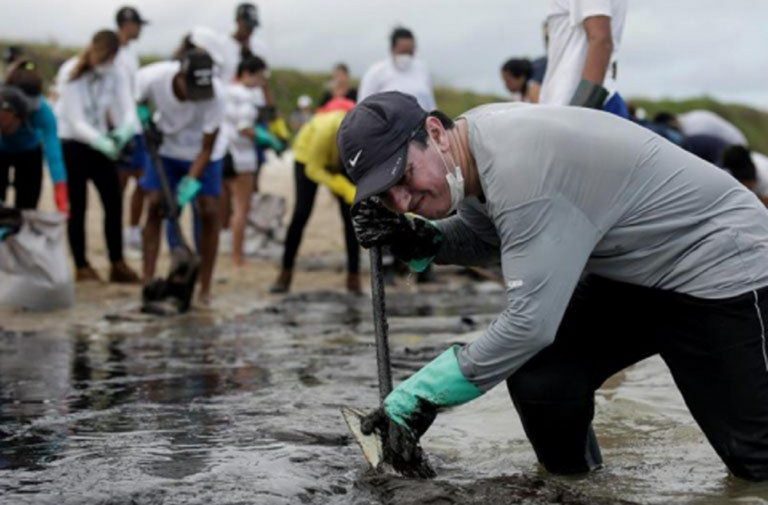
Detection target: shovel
<box><xmin>140</xmin><ymin>127</ymin><xmax>200</xmax><ymax>315</ymax></box>
<box><xmin>341</xmin><ymin>246</ymin><xmax>435</xmax><ymax>476</ymax></box>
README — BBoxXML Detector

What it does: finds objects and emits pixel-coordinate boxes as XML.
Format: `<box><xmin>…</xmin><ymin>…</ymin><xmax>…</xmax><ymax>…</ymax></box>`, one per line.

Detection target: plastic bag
<box><xmin>0</xmin><ymin>211</ymin><xmax>74</xmax><ymax>311</ymax></box>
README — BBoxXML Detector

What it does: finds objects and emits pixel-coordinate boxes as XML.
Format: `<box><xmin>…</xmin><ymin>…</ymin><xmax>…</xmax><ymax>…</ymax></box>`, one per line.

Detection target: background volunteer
<box><xmin>358</xmin><ymin>26</ymin><xmax>436</xmax><ymax>111</ymax></box>
<box><xmin>54</xmin><ymin>29</ymin><xmax>139</xmax><ymax>283</ymax></box>
<box><xmin>114</xmin><ymin>5</ymin><xmax>150</xmax><ymax>252</ymax></box>
<box><xmin>722</xmin><ymin>145</ymin><xmax>768</xmax><ymax>206</ymax></box>
<box><xmin>539</xmin><ymin>0</ymin><xmax>629</xmax><ymax>116</ymax></box>
<box><xmin>500</xmin><ymin>57</ymin><xmax>547</xmax><ymax>103</ymax></box>
<box><xmin>338</xmin><ymin>92</ymin><xmax>768</xmax><ymax>480</ymax></box>
<box><xmin>0</xmin><ymin>65</ymin><xmax>68</xmax><ymax>214</ymax></box>
<box><xmin>270</xmin><ymin>98</ymin><xmax>360</xmax><ymax>294</ymax></box>
<box><xmin>137</xmin><ymin>49</ymin><xmax>226</xmax><ymax>304</ymax></box>
<box><xmin>318</xmin><ymin>63</ymin><xmax>357</xmax><ymax>107</ymax></box>
<box><xmin>677</xmin><ymin>109</ymin><xmax>748</xmax><ymax>146</ymax></box>
<box><xmin>220</xmin><ymin>55</ymin><xmax>268</xmax><ymax>266</ymax></box>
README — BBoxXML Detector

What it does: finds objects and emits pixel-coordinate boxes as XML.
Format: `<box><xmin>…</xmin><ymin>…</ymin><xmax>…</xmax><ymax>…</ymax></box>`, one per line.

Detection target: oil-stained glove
<box><xmin>360</xmin><ymin>406</ymin><xmax>436</xmax><ymax>479</ymax></box>
<box><xmin>569</xmin><ymin>79</ymin><xmax>609</xmax><ymax>109</ymax></box>
<box><xmin>360</xmin><ymin>346</ymin><xmax>483</xmax><ymax>477</ymax></box>
<box><xmin>351</xmin><ymin>198</ymin><xmax>443</xmax><ymax>272</ymax></box>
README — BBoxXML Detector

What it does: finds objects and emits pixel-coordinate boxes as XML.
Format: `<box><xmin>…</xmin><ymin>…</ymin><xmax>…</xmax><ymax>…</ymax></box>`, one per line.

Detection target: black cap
<box><xmin>116</xmin><ymin>6</ymin><xmax>149</xmax><ymax>26</ymax></box>
<box><xmin>0</xmin><ymin>86</ymin><xmax>29</xmax><ymax>118</ymax></box>
<box><xmin>236</xmin><ymin>3</ymin><xmax>259</xmax><ymax>28</ymax></box>
<box><xmin>181</xmin><ymin>49</ymin><xmax>215</xmax><ymax>101</ymax></box>
<box><xmin>338</xmin><ymin>91</ymin><xmax>427</xmax><ymax>204</ymax></box>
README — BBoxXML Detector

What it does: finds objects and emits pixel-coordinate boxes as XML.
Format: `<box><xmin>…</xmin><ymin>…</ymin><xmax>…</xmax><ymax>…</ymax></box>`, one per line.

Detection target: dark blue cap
<box><xmin>337</xmin><ymin>91</ymin><xmax>427</xmax><ymax>204</ymax></box>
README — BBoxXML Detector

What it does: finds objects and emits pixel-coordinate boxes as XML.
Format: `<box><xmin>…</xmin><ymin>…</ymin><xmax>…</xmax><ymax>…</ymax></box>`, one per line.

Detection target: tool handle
<box><xmin>369</xmin><ymin>246</ymin><xmax>393</xmax><ymax>401</ymax></box>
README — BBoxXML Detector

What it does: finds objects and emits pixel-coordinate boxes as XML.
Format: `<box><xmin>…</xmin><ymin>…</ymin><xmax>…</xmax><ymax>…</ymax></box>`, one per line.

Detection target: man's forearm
<box><xmin>581</xmin><ymin>16</ymin><xmax>614</xmax><ymax>85</ymax></box>
<box><xmin>582</xmin><ymin>39</ymin><xmax>613</xmax><ymax>84</ymax></box>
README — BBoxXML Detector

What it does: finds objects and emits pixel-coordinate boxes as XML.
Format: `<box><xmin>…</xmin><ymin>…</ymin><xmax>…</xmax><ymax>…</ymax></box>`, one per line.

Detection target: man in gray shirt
<box><xmin>338</xmin><ymin>91</ymin><xmax>768</xmax><ymax>480</ymax></box>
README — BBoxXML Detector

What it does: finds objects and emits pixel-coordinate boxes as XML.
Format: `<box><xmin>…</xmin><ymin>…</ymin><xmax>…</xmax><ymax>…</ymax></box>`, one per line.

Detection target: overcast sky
<box><xmin>2</xmin><ymin>0</ymin><xmax>767</xmax><ymax>109</ymax></box>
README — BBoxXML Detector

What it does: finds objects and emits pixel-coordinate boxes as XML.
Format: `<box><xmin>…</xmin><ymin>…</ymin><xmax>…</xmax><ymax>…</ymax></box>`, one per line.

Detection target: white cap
<box><xmin>297</xmin><ymin>94</ymin><xmax>312</xmax><ymax>108</ymax></box>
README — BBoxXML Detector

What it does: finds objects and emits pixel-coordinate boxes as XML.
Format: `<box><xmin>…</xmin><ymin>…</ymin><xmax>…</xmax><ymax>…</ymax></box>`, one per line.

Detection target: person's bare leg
<box><xmin>197</xmin><ymin>195</ymin><xmax>221</xmax><ymax>302</ymax></box>
<box><xmin>231</xmin><ymin>173</ymin><xmax>254</xmax><ymax>266</ymax></box>
<box><xmin>142</xmin><ymin>192</ymin><xmax>163</xmax><ymax>282</ymax></box>
<box><xmin>129</xmin><ymin>175</ymin><xmax>145</xmax><ymax>227</ymax></box>
<box><xmin>220</xmin><ymin>180</ymin><xmax>232</xmax><ymax>231</ymax></box>
<box><xmin>118</xmin><ymin>170</ymin><xmax>130</xmax><ymax>193</ymax></box>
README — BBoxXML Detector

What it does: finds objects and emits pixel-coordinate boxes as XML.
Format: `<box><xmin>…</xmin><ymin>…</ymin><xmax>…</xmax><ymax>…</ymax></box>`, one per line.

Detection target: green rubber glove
<box><xmin>137</xmin><ymin>104</ymin><xmax>152</xmax><ymax>129</ymax></box>
<box><xmin>569</xmin><ymin>79</ymin><xmax>609</xmax><ymax>109</ymax></box>
<box><xmin>111</xmin><ymin>122</ymin><xmax>136</xmax><ymax>150</ymax></box>
<box><xmin>384</xmin><ymin>345</ymin><xmax>483</xmax><ymax>432</ymax></box>
<box><xmin>255</xmin><ymin>123</ymin><xmax>285</xmax><ymax>152</ymax></box>
<box><xmin>176</xmin><ymin>176</ymin><xmax>202</xmax><ymax>207</ymax></box>
<box><xmin>90</xmin><ymin>134</ymin><xmax>119</xmax><ymax>160</ymax></box>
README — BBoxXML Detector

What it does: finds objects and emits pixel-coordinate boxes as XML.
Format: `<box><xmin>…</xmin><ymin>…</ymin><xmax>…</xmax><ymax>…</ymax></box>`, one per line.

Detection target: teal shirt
<box><xmin>0</xmin><ymin>98</ymin><xmax>67</xmax><ymax>183</ymax></box>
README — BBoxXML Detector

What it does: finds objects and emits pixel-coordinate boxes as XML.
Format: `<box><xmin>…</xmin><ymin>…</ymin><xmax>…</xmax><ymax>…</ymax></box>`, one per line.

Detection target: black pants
<box><xmin>62</xmin><ymin>141</ymin><xmax>124</xmax><ymax>268</ymax></box>
<box><xmin>0</xmin><ymin>148</ymin><xmax>43</xmax><ymax>209</ymax></box>
<box><xmin>282</xmin><ymin>161</ymin><xmax>359</xmax><ymax>273</ymax></box>
<box><xmin>507</xmin><ymin>275</ymin><xmax>768</xmax><ymax>481</ymax></box>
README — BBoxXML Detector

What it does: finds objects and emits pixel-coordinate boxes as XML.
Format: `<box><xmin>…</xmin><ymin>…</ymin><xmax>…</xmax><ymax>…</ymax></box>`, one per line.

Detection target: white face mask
<box><xmin>392</xmin><ymin>54</ymin><xmax>413</xmax><ymax>72</ymax></box>
<box><xmin>431</xmin><ymin>138</ymin><xmax>465</xmax><ymax>214</ymax></box>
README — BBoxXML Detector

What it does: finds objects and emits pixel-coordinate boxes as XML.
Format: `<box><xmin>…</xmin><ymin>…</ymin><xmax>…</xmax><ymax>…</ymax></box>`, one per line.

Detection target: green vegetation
<box><xmin>2</xmin><ymin>39</ymin><xmax>766</xmax><ymax>152</ymax></box>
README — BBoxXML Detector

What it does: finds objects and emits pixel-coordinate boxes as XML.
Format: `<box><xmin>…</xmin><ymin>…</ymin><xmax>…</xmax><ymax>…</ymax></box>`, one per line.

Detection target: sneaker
<box><xmin>269</xmin><ymin>270</ymin><xmax>292</xmax><ymax>294</ymax></box>
<box><xmin>76</xmin><ymin>265</ymin><xmax>102</xmax><ymax>282</ymax></box>
<box><xmin>109</xmin><ymin>261</ymin><xmax>141</xmax><ymax>284</ymax></box>
<box><xmin>346</xmin><ymin>273</ymin><xmax>363</xmax><ymax>295</ymax></box>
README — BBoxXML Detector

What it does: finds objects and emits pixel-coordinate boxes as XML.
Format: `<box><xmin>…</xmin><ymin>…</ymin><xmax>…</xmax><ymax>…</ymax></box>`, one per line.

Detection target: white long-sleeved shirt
<box><xmin>358</xmin><ymin>57</ymin><xmax>436</xmax><ymax>111</ymax></box>
<box><xmin>54</xmin><ymin>57</ymin><xmax>137</xmax><ymax>145</ymax></box>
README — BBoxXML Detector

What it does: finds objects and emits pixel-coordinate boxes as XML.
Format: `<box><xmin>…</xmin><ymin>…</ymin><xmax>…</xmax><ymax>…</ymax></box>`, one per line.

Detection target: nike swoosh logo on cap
<box><xmin>349</xmin><ymin>149</ymin><xmax>362</xmax><ymax>168</ymax></box>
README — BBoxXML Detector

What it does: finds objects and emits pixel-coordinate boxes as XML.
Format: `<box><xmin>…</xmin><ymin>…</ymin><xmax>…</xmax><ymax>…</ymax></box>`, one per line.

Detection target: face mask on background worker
<box><xmin>393</xmin><ymin>54</ymin><xmax>413</xmax><ymax>72</ymax></box>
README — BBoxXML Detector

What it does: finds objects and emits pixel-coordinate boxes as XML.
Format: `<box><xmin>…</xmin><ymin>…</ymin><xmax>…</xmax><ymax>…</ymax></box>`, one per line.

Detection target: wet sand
<box><xmin>3</xmin><ymin>155</ymin><xmax>768</xmax><ymax>504</ymax></box>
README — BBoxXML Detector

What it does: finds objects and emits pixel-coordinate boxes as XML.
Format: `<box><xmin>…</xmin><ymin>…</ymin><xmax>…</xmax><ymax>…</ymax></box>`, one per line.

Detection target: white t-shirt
<box><xmin>222</xmin><ymin>82</ymin><xmax>260</xmax><ymax>172</ymax></box>
<box><xmin>190</xmin><ymin>26</ymin><xmax>269</xmax><ymax>84</ymax></box>
<box><xmin>115</xmin><ymin>42</ymin><xmax>140</xmax><ymax>95</ymax></box>
<box><xmin>54</xmin><ymin>57</ymin><xmax>136</xmax><ymax>144</ymax></box>
<box><xmin>752</xmin><ymin>152</ymin><xmax>768</xmax><ymax>198</ymax></box>
<box><xmin>678</xmin><ymin>110</ymin><xmax>748</xmax><ymax>146</ymax></box>
<box><xmin>358</xmin><ymin>56</ymin><xmax>436</xmax><ymax>111</ymax></box>
<box><xmin>136</xmin><ymin>61</ymin><xmax>227</xmax><ymax>162</ymax></box>
<box><xmin>539</xmin><ymin>0</ymin><xmax>628</xmax><ymax>105</ymax></box>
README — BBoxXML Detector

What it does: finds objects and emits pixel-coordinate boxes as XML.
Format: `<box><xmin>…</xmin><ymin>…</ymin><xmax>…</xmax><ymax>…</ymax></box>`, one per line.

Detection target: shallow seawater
<box><xmin>1</xmin><ymin>283</ymin><xmax>768</xmax><ymax>504</ymax></box>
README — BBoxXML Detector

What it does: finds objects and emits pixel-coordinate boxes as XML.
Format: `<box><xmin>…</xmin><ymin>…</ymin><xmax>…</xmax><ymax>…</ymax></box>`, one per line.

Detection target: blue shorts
<box><xmin>140</xmin><ymin>155</ymin><xmax>223</xmax><ymax>198</ymax></box>
<box><xmin>117</xmin><ymin>134</ymin><xmax>150</xmax><ymax>172</ymax></box>
<box><xmin>603</xmin><ymin>92</ymin><xmax>630</xmax><ymax>119</ymax></box>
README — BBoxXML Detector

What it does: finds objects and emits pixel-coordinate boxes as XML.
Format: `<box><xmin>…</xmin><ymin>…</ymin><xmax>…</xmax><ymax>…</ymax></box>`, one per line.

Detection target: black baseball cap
<box><xmin>0</xmin><ymin>86</ymin><xmax>29</xmax><ymax>118</ymax></box>
<box><xmin>338</xmin><ymin>91</ymin><xmax>427</xmax><ymax>204</ymax></box>
<box><xmin>181</xmin><ymin>49</ymin><xmax>215</xmax><ymax>101</ymax></box>
<box><xmin>116</xmin><ymin>6</ymin><xmax>149</xmax><ymax>26</ymax></box>
<box><xmin>236</xmin><ymin>3</ymin><xmax>259</xmax><ymax>28</ymax></box>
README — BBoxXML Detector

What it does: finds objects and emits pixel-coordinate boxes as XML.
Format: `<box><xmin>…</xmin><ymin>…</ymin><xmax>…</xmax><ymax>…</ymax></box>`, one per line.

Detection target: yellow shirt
<box><xmin>292</xmin><ymin>110</ymin><xmax>356</xmax><ymax>204</ymax></box>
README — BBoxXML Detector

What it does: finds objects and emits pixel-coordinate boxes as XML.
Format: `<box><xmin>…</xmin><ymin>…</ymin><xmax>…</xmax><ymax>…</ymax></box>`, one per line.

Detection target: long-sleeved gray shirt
<box><xmin>436</xmin><ymin>103</ymin><xmax>768</xmax><ymax>391</ymax></box>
